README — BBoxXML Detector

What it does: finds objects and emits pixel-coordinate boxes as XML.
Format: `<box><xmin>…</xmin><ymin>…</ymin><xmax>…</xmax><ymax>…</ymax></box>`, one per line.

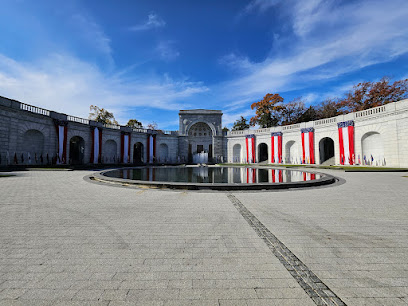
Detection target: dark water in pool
<box><xmin>104</xmin><ymin>167</ymin><xmax>321</xmax><ymax>184</ymax></box>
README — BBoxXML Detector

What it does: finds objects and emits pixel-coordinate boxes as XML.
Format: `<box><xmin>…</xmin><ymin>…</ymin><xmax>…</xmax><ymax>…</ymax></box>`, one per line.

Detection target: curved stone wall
<box><xmin>0</xmin><ymin>96</ymin><xmax>180</xmax><ymax>166</ymax></box>
<box><xmin>1</xmin><ymin>95</ymin><xmax>407</xmax><ymax>167</ymax></box>
<box><xmin>226</xmin><ymin>99</ymin><xmax>408</xmax><ymax>167</ymax></box>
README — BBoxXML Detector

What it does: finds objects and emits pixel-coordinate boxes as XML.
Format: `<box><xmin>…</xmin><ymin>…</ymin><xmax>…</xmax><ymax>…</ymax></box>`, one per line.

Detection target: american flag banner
<box><xmin>90</xmin><ymin>127</ymin><xmax>102</xmax><ymax>164</ymax></box>
<box><xmin>301</xmin><ymin>127</ymin><xmax>315</xmax><ymax>164</ymax></box>
<box><xmin>271</xmin><ymin>132</ymin><xmax>283</xmax><ymax>163</ymax></box>
<box><xmin>121</xmin><ymin>132</ymin><xmax>131</xmax><ymax>163</ymax></box>
<box><xmin>303</xmin><ymin>172</ymin><xmax>316</xmax><ymax>181</ymax></box>
<box><xmin>245</xmin><ymin>134</ymin><xmax>255</xmax><ymax>163</ymax></box>
<box><xmin>271</xmin><ymin>169</ymin><xmax>283</xmax><ymax>183</ymax></box>
<box><xmin>338</xmin><ymin>120</ymin><xmax>355</xmax><ymax>165</ymax></box>
<box><xmin>147</xmin><ymin>134</ymin><xmax>157</xmax><ymax>163</ymax></box>
<box><xmin>246</xmin><ymin>168</ymin><xmax>256</xmax><ymax>183</ymax></box>
<box><xmin>54</xmin><ymin>121</ymin><xmax>68</xmax><ymax>164</ymax></box>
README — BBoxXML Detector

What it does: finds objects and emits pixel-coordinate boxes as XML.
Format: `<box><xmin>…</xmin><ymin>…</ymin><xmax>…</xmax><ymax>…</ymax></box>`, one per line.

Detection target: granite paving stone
<box><xmin>0</xmin><ymin>169</ymin><xmax>407</xmax><ymax>304</ymax></box>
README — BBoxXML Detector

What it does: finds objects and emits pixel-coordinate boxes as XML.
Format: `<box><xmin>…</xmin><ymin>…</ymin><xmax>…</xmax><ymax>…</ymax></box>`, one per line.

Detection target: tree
<box><xmin>232</xmin><ymin>116</ymin><xmax>250</xmax><ymax>130</ymax></box>
<box><xmin>222</xmin><ymin>126</ymin><xmax>230</xmax><ymax>133</ymax></box>
<box><xmin>250</xmin><ymin>93</ymin><xmax>284</xmax><ymax>127</ymax></box>
<box><xmin>316</xmin><ymin>98</ymin><xmax>341</xmax><ymax>119</ymax></box>
<box><xmin>147</xmin><ymin>122</ymin><xmax>158</xmax><ymax>130</ymax></box>
<box><xmin>338</xmin><ymin>77</ymin><xmax>408</xmax><ymax>112</ymax></box>
<box><xmin>89</xmin><ymin>105</ymin><xmax>118</xmax><ymax>125</ymax></box>
<box><xmin>298</xmin><ymin>106</ymin><xmax>319</xmax><ymax>122</ymax></box>
<box><xmin>280</xmin><ymin>98</ymin><xmax>305</xmax><ymax>125</ymax></box>
<box><xmin>126</xmin><ymin>119</ymin><xmax>143</xmax><ymax>129</ymax></box>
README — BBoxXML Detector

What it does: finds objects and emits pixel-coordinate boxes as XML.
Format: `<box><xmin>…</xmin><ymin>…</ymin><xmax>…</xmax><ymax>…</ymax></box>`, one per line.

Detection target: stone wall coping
<box><xmin>179</xmin><ymin>109</ymin><xmax>222</xmax><ymax>115</ymax></box>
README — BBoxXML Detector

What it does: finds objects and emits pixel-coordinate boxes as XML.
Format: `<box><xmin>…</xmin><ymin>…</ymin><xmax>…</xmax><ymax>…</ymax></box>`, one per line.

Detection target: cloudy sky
<box><xmin>1</xmin><ymin>0</ymin><xmax>408</xmax><ymax>129</ymax></box>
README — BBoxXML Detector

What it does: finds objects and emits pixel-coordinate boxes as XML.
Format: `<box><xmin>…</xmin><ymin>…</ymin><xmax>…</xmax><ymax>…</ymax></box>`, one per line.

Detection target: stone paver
<box><xmin>0</xmin><ymin>169</ymin><xmax>407</xmax><ymax>305</ymax></box>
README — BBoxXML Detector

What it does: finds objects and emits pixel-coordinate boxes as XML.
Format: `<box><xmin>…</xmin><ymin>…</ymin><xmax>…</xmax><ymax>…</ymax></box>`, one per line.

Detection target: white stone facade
<box><xmin>226</xmin><ymin>99</ymin><xmax>408</xmax><ymax>167</ymax></box>
<box><xmin>1</xmin><ymin>95</ymin><xmax>408</xmax><ymax>167</ymax></box>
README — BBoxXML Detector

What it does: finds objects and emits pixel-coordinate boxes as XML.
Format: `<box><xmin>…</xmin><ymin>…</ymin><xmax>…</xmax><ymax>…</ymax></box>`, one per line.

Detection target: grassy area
<box><xmin>0</xmin><ymin>174</ymin><xmax>15</xmax><ymax>177</ymax></box>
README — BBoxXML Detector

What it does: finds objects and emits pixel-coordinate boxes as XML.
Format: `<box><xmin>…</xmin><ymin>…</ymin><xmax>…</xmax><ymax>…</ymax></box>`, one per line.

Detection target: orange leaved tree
<box><xmin>250</xmin><ymin>93</ymin><xmax>284</xmax><ymax>128</ymax></box>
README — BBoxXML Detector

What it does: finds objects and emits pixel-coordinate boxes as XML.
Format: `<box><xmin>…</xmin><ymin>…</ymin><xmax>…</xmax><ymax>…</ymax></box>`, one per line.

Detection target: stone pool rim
<box><xmin>93</xmin><ymin>165</ymin><xmax>337</xmax><ymax>190</ymax></box>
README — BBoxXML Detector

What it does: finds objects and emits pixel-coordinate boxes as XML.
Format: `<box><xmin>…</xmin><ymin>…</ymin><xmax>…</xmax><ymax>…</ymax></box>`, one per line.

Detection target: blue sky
<box><xmin>1</xmin><ymin>0</ymin><xmax>408</xmax><ymax>130</ymax></box>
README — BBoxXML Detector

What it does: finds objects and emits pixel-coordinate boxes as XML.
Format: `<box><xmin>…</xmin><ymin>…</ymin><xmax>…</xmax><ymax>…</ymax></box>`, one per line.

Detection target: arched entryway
<box><xmin>285</xmin><ymin>141</ymin><xmax>299</xmax><ymax>164</ymax></box>
<box><xmin>319</xmin><ymin>137</ymin><xmax>335</xmax><ymax>164</ymax></box>
<box><xmin>158</xmin><ymin>143</ymin><xmax>169</xmax><ymax>163</ymax></box>
<box><xmin>257</xmin><ymin>143</ymin><xmax>268</xmax><ymax>163</ymax></box>
<box><xmin>23</xmin><ymin>129</ymin><xmax>44</xmax><ymax>164</ymax></box>
<box><xmin>188</xmin><ymin>122</ymin><xmax>213</xmax><ymax>163</ymax></box>
<box><xmin>362</xmin><ymin>132</ymin><xmax>384</xmax><ymax>165</ymax></box>
<box><xmin>133</xmin><ymin>142</ymin><xmax>144</xmax><ymax>164</ymax></box>
<box><xmin>232</xmin><ymin>144</ymin><xmax>241</xmax><ymax>163</ymax></box>
<box><xmin>69</xmin><ymin>136</ymin><xmax>85</xmax><ymax>165</ymax></box>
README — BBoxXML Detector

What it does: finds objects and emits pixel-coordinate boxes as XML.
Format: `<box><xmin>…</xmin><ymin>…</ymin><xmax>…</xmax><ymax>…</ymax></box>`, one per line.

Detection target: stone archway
<box><xmin>232</xmin><ymin>144</ymin><xmax>241</xmax><ymax>163</ymax></box>
<box><xmin>257</xmin><ymin>143</ymin><xmax>268</xmax><ymax>163</ymax></box>
<box><xmin>187</xmin><ymin>122</ymin><xmax>213</xmax><ymax>163</ymax></box>
<box><xmin>319</xmin><ymin>137</ymin><xmax>335</xmax><ymax>164</ymax></box>
<box><xmin>362</xmin><ymin>132</ymin><xmax>384</xmax><ymax>165</ymax></box>
<box><xmin>133</xmin><ymin>142</ymin><xmax>144</xmax><ymax>164</ymax></box>
<box><xmin>69</xmin><ymin>136</ymin><xmax>85</xmax><ymax>165</ymax></box>
<box><xmin>285</xmin><ymin>141</ymin><xmax>299</xmax><ymax>164</ymax></box>
<box><xmin>23</xmin><ymin>129</ymin><xmax>44</xmax><ymax>164</ymax></box>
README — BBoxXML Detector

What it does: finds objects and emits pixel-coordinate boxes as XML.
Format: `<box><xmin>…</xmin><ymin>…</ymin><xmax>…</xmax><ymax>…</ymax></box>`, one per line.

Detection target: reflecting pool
<box><xmin>103</xmin><ymin>167</ymin><xmax>321</xmax><ymax>184</ymax></box>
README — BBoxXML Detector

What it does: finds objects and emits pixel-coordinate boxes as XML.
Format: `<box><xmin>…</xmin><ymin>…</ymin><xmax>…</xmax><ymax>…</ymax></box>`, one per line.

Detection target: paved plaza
<box><xmin>0</xmin><ymin>168</ymin><xmax>407</xmax><ymax>305</ymax></box>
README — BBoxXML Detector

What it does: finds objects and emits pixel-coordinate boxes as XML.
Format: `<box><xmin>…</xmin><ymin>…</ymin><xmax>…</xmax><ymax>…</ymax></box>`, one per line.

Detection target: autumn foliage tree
<box><xmin>250</xmin><ymin>93</ymin><xmax>284</xmax><ymax>127</ymax></box>
<box><xmin>280</xmin><ymin>98</ymin><xmax>305</xmax><ymax>125</ymax></box>
<box><xmin>337</xmin><ymin>77</ymin><xmax>408</xmax><ymax>112</ymax></box>
<box><xmin>89</xmin><ymin>105</ymin><xmax>118</xmax><ymax>125</ymax></box>
<box><xmin>245</xmin><ymin>77</ymin><xmax>408</xmax><ymax>129</ymax></box>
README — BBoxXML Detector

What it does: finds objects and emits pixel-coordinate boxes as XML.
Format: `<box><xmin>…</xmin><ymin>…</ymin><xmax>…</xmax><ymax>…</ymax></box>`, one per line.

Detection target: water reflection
<box><xmin>105</xmin><ymin>167</ymin><xmax>321</xmax><ymax>184</ymax></box>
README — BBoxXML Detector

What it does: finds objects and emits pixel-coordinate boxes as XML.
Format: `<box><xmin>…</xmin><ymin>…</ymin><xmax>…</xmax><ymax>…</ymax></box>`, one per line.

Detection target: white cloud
<box><xmin>222</xmin><ymin>109</ymin><xmax>255</xmax><ymax>127</ymax></box>
<box><xmin>244</xmin><ymin>0</ymin><xmax>282</xmax><ymax>13</ymax></box>
<box><xmin>156</xmin><ymin>41</ymin><xmax>180</xmax><ymax>61</ymax></box>
<box><xmin>70</xmin><ymin>14</ymin><xmax>113</xmax><ymax>66</ymax></box>
<box><xmin>130</xmin><ymin>13</ymin><xmax>166</xmax><ymax>31</ymax></box>
<box><xmin>220</xmin><ymin>0</ymin><xmax>408</xmax><ymax>107</ymax></box>
<box><xmin>0</xmin><ymin>53</ymin><xmax>208</xmax><ymax>125</ymax></box>
<box><xmin>219</xmin><ymin>53</ymin><xmax>254</xmax><ymax>72</ymax></box>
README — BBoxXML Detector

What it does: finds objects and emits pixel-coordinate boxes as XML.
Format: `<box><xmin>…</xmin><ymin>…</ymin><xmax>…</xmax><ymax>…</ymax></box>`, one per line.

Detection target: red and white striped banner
<box><xmin>147</xmin><ymin>134</ymin><xmax>156</xmax><ymax>163</ymax></box>
<box><xmin>301</xmin><ymin>128</ymin><xmax>315</xmax><ymax>164</ymax></box>
<box><xmin>338</xmin><ymin>120</ymin><xmax>355</xmax><ymax>165</ymax></box>
<box><xmin>54</xmin><ymin>122</ymin><xmax>67</xmax><ymax>164</ymax></box>
<box><xmin>271</xmin><ymin>169</ymin><xmax>283</xmax><ymax>183</ymax></box>
<box><xmin>90</xmin><ymin>127</ymin><xmax>102</xmax><ymax>164</ymax></box>
<box><xmin>121</xmin><ymin>133</ymin><xmax>131</xmax><ymax>163</ymax></box>
<box><xmin>271</xmin><ymin>132</ymin><xmax>282</xmax><ymax>163</ymax></box>
<box><xmin>303</xmin><ymin>172</ymin><xmax>316</xmax><ymax>181</ymax></box>
<box><xmin>246</xmin><ymin>168</ymin><xmax>256</xmax><ymax>183</ymax></box>
<box><xmin>245</xmin><ymin>135</ymin><xmax>255</xmax><ymax>163</ymax></box>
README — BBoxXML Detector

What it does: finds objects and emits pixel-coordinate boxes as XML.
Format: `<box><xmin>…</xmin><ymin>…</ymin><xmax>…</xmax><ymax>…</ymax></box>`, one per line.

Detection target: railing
<box><xmin>314</xmin><ymin>117</ymin><xmax>337</xmax><ymax>126</ymax></box>
<box><xmin>132</xmin><ymin>127</ymin><xmax>148</xmax><ymax>133</ymax></box>
<box><xmin>67</xmin><ymin>115</ymin><xmax>89</xmax><ymax>125</ymax></box>
<box><xmin>282</xmin><ymin>123</ymin><xmax>301</xmax><ymax>131</ymax></box>
<box><xmin>228</xmin><ymin>130</ymin><xmax>246</xmax><ymax>136</ymax></box>
<box><xmin>355</xmin><ymin>105</ymin><xmax>386</xmax><ymax>118</ymax></box>
<box><xmin>254</xmin><ymin>127</ymin><xmax>271</xmax><ymax>134</ymax></box>
<box><xmin>103</xmin><ymin>123</ymin><xmax>120</xmax><ymax>129</ymax></box>
<box><xmin>20</xmin><ymin>103</ymin><xmax>50</xmax><ymax>116</ymax></box>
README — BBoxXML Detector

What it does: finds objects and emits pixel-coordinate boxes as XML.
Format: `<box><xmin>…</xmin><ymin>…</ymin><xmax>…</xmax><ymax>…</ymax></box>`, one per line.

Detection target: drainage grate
<box><xmin>227</xmin><ymin>194</ymin><xmax>346</xmax><ymax>306</ymax></box>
